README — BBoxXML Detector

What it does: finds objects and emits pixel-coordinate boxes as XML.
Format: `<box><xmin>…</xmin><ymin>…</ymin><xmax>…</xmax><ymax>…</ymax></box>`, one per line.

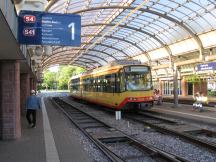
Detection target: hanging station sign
<box><xmin>18</xmin><ymin>10</ymin><xmax>81</xmax><ymax>46</ymax></box>
<box><xmin>197</xmin><ymin>62</ymin><xmax>216</xmax><ymax>71</ymax></box>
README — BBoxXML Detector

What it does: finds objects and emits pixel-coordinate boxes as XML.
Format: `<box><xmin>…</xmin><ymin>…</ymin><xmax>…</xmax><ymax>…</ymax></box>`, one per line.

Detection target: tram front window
<box><xmin>126</xmin><ymin>73</ymin><xmax>152</xmax><ymax>91</ymax></box>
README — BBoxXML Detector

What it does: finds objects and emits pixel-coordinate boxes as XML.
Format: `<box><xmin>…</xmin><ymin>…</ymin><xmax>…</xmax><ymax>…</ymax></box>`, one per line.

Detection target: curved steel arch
<box><xmin>53</xmin><ymin>42</ymin><xmax>129</xmax><ymax>57</ymax></box>
<box><xmin>42</xmin><ymin>59</ymin><xmax>70</xmax><ymax>68</ymax></box>
<box><xmin>43</xmin><ymin>61</ymin><xmax>90</xmax><ymax>70</ymax></box>
<box><xmin>74</xmin><ymin>56</ymin><xmax>105</xmax><ymax>65</ymax></box>
<box><xmin>78</xmin><ymin>49</ymin><xmax>117</xmax><ymax>61</ymax></box>
<box><xmin>50</xmin><ymin>48</ymin><xmax>118</xmax><ymax>61</ymax></box>
<box><xmin>79</xmin><ymin>54</ymin><xmax>108</xmax><ymax>63</ymax></box>
<box><xmin>83</xmin><ymin>34</ymin><xmax>151</xmax><ymax>61</ymax></box>
<box><xmin>42</xmin><ymin>61</ymin><xmax>69</xmax><ymax>70</ymax></box>
<box><xmin>83</xmin><ymin>23</ymin><xmax>172</xmax><ymax>57</ymax></box>
<box><xmin>73</xmin><ymin>60</ymin><xmax>97</xmax><ymax>68</ymax></box>
<box><xmin>42</xmin><ymin>53</ymin><xmax>75</xmax><ymax>65</ymax></box>
<box><xmin>82</xmin><ymin>42</ymin><xmax>129</xmax><ymax>57</ymax></box>
<box><xmin>73</xmin><ymin>5</ymin><xmax>204</xmax><ymax>58</ymax></box>
<box><xmin>42</xmin><ymin>51</ymin><xmax>110</xmax><ymax>66</ymax></box>
<box><xmin>43</xmin><ymin>59</ymin><xmax>95</xmax><ymax>70</ymax></box>
<box><xmin>42</xmin><ymin>49</ymin><xmax>111</xmax><ymax>65</ymax></box>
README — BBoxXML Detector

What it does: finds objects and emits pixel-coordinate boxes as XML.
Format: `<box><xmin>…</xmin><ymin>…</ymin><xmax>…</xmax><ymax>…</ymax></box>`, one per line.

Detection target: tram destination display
<box><xmin>18</xmin><ymin>11</ymin><xmax>81</xmax><ymax>46</ymax></box>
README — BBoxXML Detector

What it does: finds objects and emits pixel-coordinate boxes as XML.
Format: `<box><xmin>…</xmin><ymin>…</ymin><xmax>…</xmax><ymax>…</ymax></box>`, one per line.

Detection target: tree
<box><xmin>43</xmin><ymin>70</ymin><xmax>56</xmax><ymax>89</ymax></box>
<box><xmin>57</xmin><ymin>66</ymin><xmax>85</xmax><ymax>90</ymax></box>
<box><xmin>42</xmin><ymin>65</ymin><xmax>85</xmax><ymax>90</ymax></box>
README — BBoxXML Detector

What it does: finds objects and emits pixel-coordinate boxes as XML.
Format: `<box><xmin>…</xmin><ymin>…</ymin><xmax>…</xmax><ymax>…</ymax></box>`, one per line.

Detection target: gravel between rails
<box><xmin>41</xmin><ymin>93</ymin><xmax>216</xmax><ymax>162</ymax></box>
<box><xmin>65</xmin><ymin>98</ymin><xmax>216</xmax><ymax>162</ymax></box>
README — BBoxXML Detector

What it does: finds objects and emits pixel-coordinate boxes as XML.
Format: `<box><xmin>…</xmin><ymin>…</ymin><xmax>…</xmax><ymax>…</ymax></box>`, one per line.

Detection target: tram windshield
<box><xmin>124</xmin><ymin>66</ymin><xmax>152</xmax><ymax>91</ymax></box>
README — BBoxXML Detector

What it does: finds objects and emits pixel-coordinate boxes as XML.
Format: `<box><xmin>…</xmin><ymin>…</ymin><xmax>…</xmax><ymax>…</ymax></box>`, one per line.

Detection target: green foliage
<box><xmin>185</xmin><ymin>74</ymin><xmax>201</xmax><ymax>84</ymax></box>
<box><xmin>43</xmin><ymin>70</ymin><xmax>56</xmax><ymax>89</ymax></box>
<box><xmin>208</xmin><ymin>90</ymin><xmax>216</xmax><ymax>96</ymax></box>
<box><xmin>42</xmin><ymin>65</ymin><xmax>85</xmax><ymax>90</ymax></box>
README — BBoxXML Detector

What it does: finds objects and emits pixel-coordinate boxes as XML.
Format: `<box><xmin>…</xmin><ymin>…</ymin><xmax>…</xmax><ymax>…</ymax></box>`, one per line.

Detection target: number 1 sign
<box><xmin>18</xmin><ymin>10</ymin><xmax>81</xmax><ymax>46</ymax></box>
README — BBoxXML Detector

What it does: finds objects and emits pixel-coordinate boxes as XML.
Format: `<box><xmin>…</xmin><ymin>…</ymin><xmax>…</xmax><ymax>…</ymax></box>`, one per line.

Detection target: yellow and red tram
<box><xmin>69</xmin><ymin>61</ymin><xmax>154</xmax><ymax>111</ymax></box>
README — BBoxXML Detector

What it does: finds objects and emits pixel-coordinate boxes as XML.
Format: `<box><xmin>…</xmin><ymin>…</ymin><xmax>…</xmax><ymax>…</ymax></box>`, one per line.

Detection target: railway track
<box><xmin>51</xmin><ymin>97</ymin><xmax>188</xmax><ymax>162</ymax></box>
<box><xmin>125</xmin><ymin>112</ymin><xmax>216</xmax><ymax>152</ymax></box>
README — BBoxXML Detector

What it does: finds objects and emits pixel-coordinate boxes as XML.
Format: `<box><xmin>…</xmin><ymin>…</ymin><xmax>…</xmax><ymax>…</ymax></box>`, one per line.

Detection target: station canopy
<box><xmin>43</xmin><ymin>0</ymin><xmax>216</xmax><ymax>77</ymax></box>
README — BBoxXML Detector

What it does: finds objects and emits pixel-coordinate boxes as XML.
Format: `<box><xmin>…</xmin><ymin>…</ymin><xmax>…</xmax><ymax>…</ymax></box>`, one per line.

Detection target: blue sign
<box><xmin>18</xmin><ymin>11</ymin><xmax>81</xmax><ymax>46</ymax></box>
<box><xmin>197</xmin><ymin>62</ymin><xmax>216</xmax><ymax>71</ymax></box>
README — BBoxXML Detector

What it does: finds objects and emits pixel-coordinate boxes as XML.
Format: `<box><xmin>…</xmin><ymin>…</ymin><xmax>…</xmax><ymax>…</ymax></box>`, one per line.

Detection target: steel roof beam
<box><xmin>79</xmin><ymin>54</ymin><xmax>108</xmax><ymax>63</ymax></box>
<box><xmin>82</xmin><ymin>42</ymin><xmax>129</xmax><ymax>57</ymax></box>
<box><xmin>43</xmin><ymin>59</ymin><xmax>94</xmax><ymax>69</ymax></box>
<box><xmin>83</xmin><ymin>34</ymin><xmax>151</xmax><ymax>61</ymax></box>
<box><xmin>42</xmin><ymin>51</ymin><xmax>110</xmax><ymax>65</ymax></box>
<box><xmin>43</xmin><ymin>59</ymin><xmax>70</xmax><ymax>67</ymax></box>
<box><xmin>74</xmin><ymin>59</ymin><xmax>99</xmax><ymax>65</ymax></box>
<box><xmin>74</xmin><ymin>56</ymin><xmax>104</xmax><ymax>65</ymax></box>
<box><xmin>83</xmin><ymin>23</ymin><xmax>173</xmax><ymax>59</ymax></box>
<box><xmin>74</xmin><ymin>60</ymin><xmax>97</xmax><ymax>68</ymax></box>
<box><xmin>50</xmin><ymin>48</ymin><xmax>117</xmax><ymax>61</ymax></box>
<box><xmin>42</xmin><ymin>50</ymin><xmax>114</xmax><ymax>67</ymax></box>
<box><xmin>74</xmin><ymin>6</ymin><xmax>204</xmax><ymax>60</ymax></box>
<box><xmin>43</xmin><ymin>61</ymin><xmax>69</xmax><ymax>70</ymax></box>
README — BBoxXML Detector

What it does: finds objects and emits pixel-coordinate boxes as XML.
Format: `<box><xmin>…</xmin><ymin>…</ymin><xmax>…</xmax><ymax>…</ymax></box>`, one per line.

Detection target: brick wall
<box><xmin>194</xmin><ymin>79</ymin><xmax>207</xmax><ymax>96</ymax></box>
<box><xmin>20</xmin><ymin>73</ymin><xmax>30</xmax><ymax>116</ymax></box>
<box><xmin>0</xmin><ymin>61</ymin><xmax>21</xmax><ymax>140</ymax></box>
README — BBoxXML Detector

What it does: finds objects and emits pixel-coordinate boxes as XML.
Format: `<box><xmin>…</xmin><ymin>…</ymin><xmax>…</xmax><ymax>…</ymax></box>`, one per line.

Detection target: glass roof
<box><xmin>43</xmin><ymin>0</ymin><xmax>216</xmax><ymax>71</ymax></box>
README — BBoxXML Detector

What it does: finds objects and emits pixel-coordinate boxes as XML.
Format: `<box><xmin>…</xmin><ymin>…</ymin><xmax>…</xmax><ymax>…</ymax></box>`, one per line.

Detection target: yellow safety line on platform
<box><xmin>157</xmin><ymin>109</ymin><xmax>216</xmax><ymax>121</ymax></box>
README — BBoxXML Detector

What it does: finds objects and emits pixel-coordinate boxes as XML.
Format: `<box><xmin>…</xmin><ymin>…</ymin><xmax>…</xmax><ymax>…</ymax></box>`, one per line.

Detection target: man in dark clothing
<box><xmin>26</xmin><ymin>90</ymin><xmax>41</xmax><ymax>128</ymax></box>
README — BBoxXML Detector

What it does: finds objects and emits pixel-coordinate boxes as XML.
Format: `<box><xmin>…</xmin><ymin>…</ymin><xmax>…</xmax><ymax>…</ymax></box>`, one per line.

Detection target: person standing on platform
<box><xmin>26</xmin><ymin>90</ymin><xmax>41</xmax><ymax>128</ymax></box>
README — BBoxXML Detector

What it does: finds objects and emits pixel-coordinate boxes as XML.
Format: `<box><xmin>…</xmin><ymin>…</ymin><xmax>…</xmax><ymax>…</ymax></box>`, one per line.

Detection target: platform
<box><xmin>0</xmin><ymin>97</ymin><xmax>92</xmax><ymax>162</ymax></box>
<box><xmin>151</xmin><ymin>102</ymin><xmax>216</xmax><ymax>126</ymax></box>
<box><xmin>163</xmin><ymin>95</ymin><xmax>216</xmax><ymax>107</ymax></box>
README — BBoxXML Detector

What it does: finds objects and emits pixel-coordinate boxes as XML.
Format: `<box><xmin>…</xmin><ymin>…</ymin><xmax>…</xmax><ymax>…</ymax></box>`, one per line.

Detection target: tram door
<box><xmin>187</xmin><ymin>82</ymin><xmax>193</xmax><ymax>95</ymax></box>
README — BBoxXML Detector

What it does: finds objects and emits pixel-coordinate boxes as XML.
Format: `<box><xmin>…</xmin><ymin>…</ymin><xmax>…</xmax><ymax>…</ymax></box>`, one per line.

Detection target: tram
<box><xmin>69</xmin><ymin>60</ymin><xmax>154</xmax><ymax>111</ymax></box>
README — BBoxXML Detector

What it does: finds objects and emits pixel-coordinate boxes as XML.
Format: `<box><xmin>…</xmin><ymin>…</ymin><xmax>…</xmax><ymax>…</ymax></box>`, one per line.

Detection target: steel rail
<box><xmin>126</xmin><ymin>112</ymin><xmax>216</xmax><ymax>152</ymax></box>
<box><xmin>51</xmin><ymin>97</ymin><xmax>188</xmax><ymax>162</ymax></box>
<box><xmin>50</xmin><ymin>97</ymin><xmax>125</xmax><ymax>162</ymax></box>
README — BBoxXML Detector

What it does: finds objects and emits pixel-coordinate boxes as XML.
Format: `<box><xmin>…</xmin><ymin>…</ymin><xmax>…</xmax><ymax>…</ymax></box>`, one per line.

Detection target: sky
<box><xmin>49</xmin><ymin>65</ymin><xmax>59</xmax><ymax>72</ymax></box>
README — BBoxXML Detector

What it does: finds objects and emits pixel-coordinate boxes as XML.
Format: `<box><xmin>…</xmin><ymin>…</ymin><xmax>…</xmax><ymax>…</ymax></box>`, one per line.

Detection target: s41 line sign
<box><xmin>18</xmin><ymin>11</ymin><xmax>81</xmax><ymax>46</ymax></box>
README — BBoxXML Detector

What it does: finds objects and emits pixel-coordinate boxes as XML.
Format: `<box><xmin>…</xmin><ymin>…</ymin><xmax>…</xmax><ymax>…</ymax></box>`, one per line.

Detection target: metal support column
<box><xmin>173</xmin><ymin>66</ymin><xmax>178</xmax><ymax>107</ymax></box>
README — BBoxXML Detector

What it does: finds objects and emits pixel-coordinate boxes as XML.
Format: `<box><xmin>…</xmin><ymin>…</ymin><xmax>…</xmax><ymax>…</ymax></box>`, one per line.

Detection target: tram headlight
<box><xmin>128</xmin><ymin>97</ymin><xmax>137</xmax><ymax>101</ymax></box>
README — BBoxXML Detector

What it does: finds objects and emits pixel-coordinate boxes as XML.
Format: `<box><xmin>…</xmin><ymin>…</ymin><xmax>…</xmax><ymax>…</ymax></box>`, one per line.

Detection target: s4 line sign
<box><xmin>18</xmin><ymin>10</ymin><xmax>81</xmax><ymax>46</ymax></box>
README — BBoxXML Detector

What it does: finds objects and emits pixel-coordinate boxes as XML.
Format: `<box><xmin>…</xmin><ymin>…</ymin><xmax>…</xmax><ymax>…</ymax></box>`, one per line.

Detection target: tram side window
<box><xmin>105</xmin><ymin>74</ymin><xmax>112</xmax><ymax>93</ymax></box>
<box><xmin>93</xmin><ymin>78</ymin><xmax>97</xmax><ymax>92</ymax></box>
<box><xmin>115</xmin><ymin>73</ymin><xmax>120</xmax><ymax>93</ymax></box>
<box><xmin>90</xmin><ymin>78</ymin><xmax>94</xmax><ymax>92</ymax></box>
<box><xmin>83</xmin><ymin>78</ymin><xmax>91</xmax><ymax>91</ymax></box>
<box><xmin>97</xmin><ymin>76</ymin><xmax>104</xmax><ymax>92</ymax></box>
<box><xmin>104</xmin><ymin>73</ymin><xmax>116</xmax><ymax>93</ymax></box>
<box><xmin>120</xmin><ymin>70</ymin><xmax>126</xmax><ymax>92</ymax></box>
<box><xmin>71</xmin><ymin>78</ymin><xmax>80</xmax><ymax>91</ymax></box>
<box><xmin>110</xmin><ymin>74</ymin><xmax>115</xmax><ymax>93</ymax></box>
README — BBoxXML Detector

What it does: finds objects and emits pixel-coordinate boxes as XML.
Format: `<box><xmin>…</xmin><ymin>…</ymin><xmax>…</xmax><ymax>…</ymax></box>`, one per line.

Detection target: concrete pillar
<box><xmin>0</xmin><ymin>61</ymin><xmax>21</xmax><ymax>140</ymax></box>
<box><xmin>173</xmin><ymin>68</ymin><xmax>178</xmax><ymax>106</ymax></box>
<box><xmin>20</xmin><ymin>73</ymin><xmax>30</xmax><ymax>115</ymax></box>
<box><xmin>181</xmin><ymin>78</ymin><xmax>187</xmax><ymax>96</ymax></box>
<box><xmin>159</xmin><ymin>79</ymin><xmax>163</xmax><ymax>95</ymax></box>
